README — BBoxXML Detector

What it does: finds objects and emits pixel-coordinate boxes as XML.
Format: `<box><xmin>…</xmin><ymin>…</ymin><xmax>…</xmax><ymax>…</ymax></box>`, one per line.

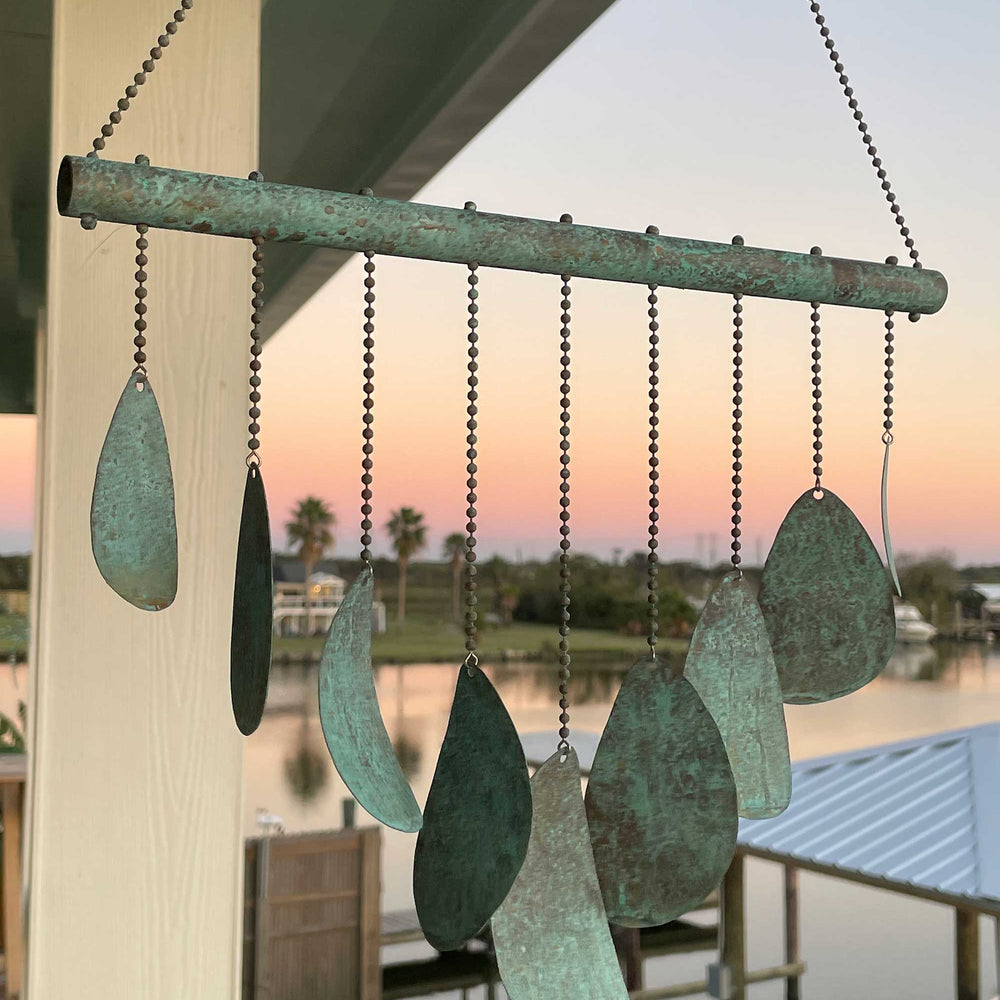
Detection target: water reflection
<box><xmin>245</xmin><ymin>643</ymin><xmax>1000</xmax><ymax>994</ymax></box>
<box><xmin>283</xmin><ymin>724</ymin><xmax>329</xmax><ymax>804</ymax></box>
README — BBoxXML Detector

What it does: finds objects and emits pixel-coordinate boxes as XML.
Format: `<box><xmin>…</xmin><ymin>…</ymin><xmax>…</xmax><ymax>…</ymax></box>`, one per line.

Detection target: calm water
<box><xmin>241</xmin><ymin>640</ymin><xmax>1000</xmax><ymax>998</ymax></box>
<box><xmin>5</xmin><ymin>644</ymin><xmax>995</xmax><ymax>997</ymax></box>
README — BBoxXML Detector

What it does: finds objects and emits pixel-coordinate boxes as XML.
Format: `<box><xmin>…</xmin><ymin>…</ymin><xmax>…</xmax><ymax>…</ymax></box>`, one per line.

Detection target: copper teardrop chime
<box><xmin>91</xmin><ymin>177</ymin><xmax>178</xmax><ymax>613</ymax></box>
<box><xmin>759</xmin><ymin>251</ymin><xmax>895</xmax><ymax>704</ymax></box>
<box><xmin>684</xmin><ymin>261</ymin><xmax>791</xmax><ymax>819</ymax></box>
<box><xmin>87</xmin><ymin>11</ymin><xmax>190</xmax><ymax>613</ymax></box>
<box><xmin>414</xmin><ymin>247</ymin><xmax>532</xmax><ymax>952</ymax></box>
<box><xmin>494</xmin><ymin>249</ymin><xmax>626</xmax><ymax>998</ymax></box>
<box><xmin>318</xmin><ymin>244</ymin><xmax>422</xmax><ymax>833</ymax></box>
<box><xmin>230</xmin><ymin>187</ymin><xmax>274</xmax><ymax>736</ymax></box>
<box><xmin>585</xmin><ymin>254</ymin><xmax>738</xmax><ymax>926</ymax></box>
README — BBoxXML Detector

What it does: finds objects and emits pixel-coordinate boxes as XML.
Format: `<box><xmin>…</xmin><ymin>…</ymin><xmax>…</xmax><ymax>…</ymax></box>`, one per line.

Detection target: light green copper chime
<box><xmin>318</xmin><ymin>253</ymin><xmax>421</xmax><ymax>832</ymax></box>
<box><xmin>759</xmin><ymin>292</ymin><xmax>895</xmax><ymax>703</ymax></box>
<box><xmin>493</xmin><ymin>749</ymin><xmax>628</xmax><ymax>1000</ymax></box>
<box><xmin>91</xmin><ymin>223</ymin><xmax>177</xmax><ymax>613</ymax></box>
<box><xmin>684</xmin><ymin>288</ymin><xmax>791</xmax><ymax>819</ymax></box>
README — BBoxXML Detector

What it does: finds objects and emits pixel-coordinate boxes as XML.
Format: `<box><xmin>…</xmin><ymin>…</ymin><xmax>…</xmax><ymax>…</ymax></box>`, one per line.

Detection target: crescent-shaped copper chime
<box><xmin>65</xmin><ymin>0</ymin><xmax>943</xmax><ymax>992</ymax></box>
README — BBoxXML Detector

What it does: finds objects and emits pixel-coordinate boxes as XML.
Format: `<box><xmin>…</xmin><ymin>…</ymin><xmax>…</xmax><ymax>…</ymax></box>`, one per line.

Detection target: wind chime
<box><xmin>66</xmin><ymin>0</ymin><xmax>945</xmax><ymax>989</ymax></box>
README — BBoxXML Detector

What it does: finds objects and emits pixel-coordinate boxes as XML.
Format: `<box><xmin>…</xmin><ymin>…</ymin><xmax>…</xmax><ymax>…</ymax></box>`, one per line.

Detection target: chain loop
<box><xmin>806</xmin><ymin>0</ymin><xmax>922</xmax><ymax>318</ymax></box>
<box><xmin>360</xmin><ymin>251</ymin><xmax>376</xmax><ymax>566</ymax></box>
<box><xmin>87</xmin><ymin>2</ymin><xmax>194</xmax><ymax>161</ymax></box>
<box><xmin>557</xmin><ymin>216</ymin><xmax>573</xmax><ymax>752</ymax></box>
<box><xmin>464</xmin><ymin>261</ymin><xmax>481</xmax><ymax>667</ymax></box>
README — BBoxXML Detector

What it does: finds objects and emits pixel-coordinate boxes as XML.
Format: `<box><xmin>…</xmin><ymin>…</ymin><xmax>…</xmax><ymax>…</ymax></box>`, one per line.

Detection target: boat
<box><xmin>894</xmin><ymin>602</ymin><xmax>937</xmax><ymax>643</ymax></box>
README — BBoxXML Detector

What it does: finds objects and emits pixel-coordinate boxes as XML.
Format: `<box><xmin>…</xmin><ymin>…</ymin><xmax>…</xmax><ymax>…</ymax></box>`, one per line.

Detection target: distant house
<box><xmin>272</xmin><ymin>557</ymin><xmax>386</xmax><ymax>636</ymax></box>
<box><xmin>968</xmin><ymin>583</ymin><xmax>1000</xmax><ymax>635</ymax></box>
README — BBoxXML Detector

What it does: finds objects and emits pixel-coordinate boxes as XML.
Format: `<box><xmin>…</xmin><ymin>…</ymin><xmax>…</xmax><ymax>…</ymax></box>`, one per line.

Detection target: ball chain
<box><xmin>246</xmin><ymin>172</ymin><xmax>265</xmax><ymax>467</ymax></box>
<box><xmin>644</xmin><ymin>227</ymin><xmax>661</xmax><ymax>656</ymax></box>
<box><xmin>359</xmin><ymin>250</ymin><xmax>376</xmax><ymax>566</ymax></box>
<box><xmin>556</xmin><ymin>213</ymin><xmax>573</xmax><ymax>752</ymax></box>
<box><xmin>132</xmin><ymin>223</ymin><xmax>149</xmax><ymax>382</ymax></box>
<box><xmin>883</xmin><ymin>307</ymin><xmax>895</xmax><ymax>447</ymax></box>
<box><xmin>730</xmin><ymin>237</ymin><xmax>745</xmax><ymax>574</ymax></box>
<box><xmin>809</xmin><ymin>246</ymin><xmax>823</xmax><ymax>490</ymax></box>
<box><xmin>87</xmin><ymin>1</ymin><xmax>194</xmax><ymax>162</ymax></box>
<box><xmin>463</xmin><ymin>247</ymin><xmax>481</xmax><ymax>667</ymax></box>
<box><xmin>807</xmin><ymin>0</ymin><xmax>923</xmax><ymax>324</ymax></box>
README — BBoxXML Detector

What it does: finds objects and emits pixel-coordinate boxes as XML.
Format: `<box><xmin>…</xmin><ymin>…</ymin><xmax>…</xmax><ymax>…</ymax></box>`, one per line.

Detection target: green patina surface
<box><xmin>684</xmin><ymin>572</ymin><xmax>791</xmax><ymax>819</ymax></box>
<box><xmin>759</xmin><ymin>488</ymin><xmax>896</xmax><ymax>704</ymax></box>
<box><xmin>413</xmin><ymin>666</ymin><xmax>532</xmax><ymax>952</ymax></box>
<box><xmin>493</xmin><ymin>749</ymin><xmax>628</xmax><ymax>1000</ymax></box>
<box><xmin>91</xmin><ymin>372</ymin><xmax>177</xmax><ymax>611</ymax></box>
<box><xmin>58</xmin><ymin>156</ymin><xmax>947</xmax><ymax>315</ymax></box>
<box><xmin>230</xmin><ymin>467</ymin><xmax>273</xmax><ymax>736</ymax></box>
<box><xmin>318</xmin><ymin>571</ymin><xmax>422</xmax><ymax>832</ymax></box>
<box><xmin>584</xmin><ymin>655</ymin><xmax>737</xmax><ymax>927</ymax></box>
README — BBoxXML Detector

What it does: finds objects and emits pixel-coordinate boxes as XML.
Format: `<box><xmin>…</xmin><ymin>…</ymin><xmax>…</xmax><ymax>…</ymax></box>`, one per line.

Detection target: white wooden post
<box><xmin>27</xmin><ymin>2</ymin><xmax>259</xmax><ymax>996</ymax></box>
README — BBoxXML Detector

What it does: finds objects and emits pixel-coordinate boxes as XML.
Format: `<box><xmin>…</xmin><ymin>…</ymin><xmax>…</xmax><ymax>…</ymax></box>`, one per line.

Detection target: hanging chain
<box><xmin>881</xmin><ymin>276</ymin><xmax>896</xmax><ymax>447</ymax></box>
<box><xmin>807</xmin><ymin>1</ymin><xmax>923</xmax><ymax>307</ymax></box>
<box><xmin>557</xmin><ymin>216</ymin><xmax>573</xmax><ymax>752</ymax></box>
<box><xmin>464</xmin><ymin>248</ymin><xmax>481</xmax><ymax>670</ymax></box>
<box><xmin>729</xmin><ymin>237</ymin><xmax>744</xmax><ymax>575</ymax></box>
<box><xmin>809</xmin><ymin>245</ymin><xmax>823</xmax><ymax>491</ymax></box>
<box><xmin>360</xmin><ymin>251</ymin><xmax>376</xmax><ymax>567</ymax></box>
<box><xmin>88</xmin><ymin>2</ymin><xmax>194</xmax><ymax>160</ymax></box>
<box><xmin>880</xmin><ymin>286</ymin><xmax>902</xmax><ymax>595</ymax></box>
<box><xmin>644</xmin><ymin>228</ymin><xmax>661</xmax><ymax>655</ymax></box>
<box><xmin>132</xmin><ymin>222</ymin><xmax>149</xmax><ymax>384</ymax></box>
<box><xmin>246</xmin><ymin>175</ymin><xmax>265</xmax><ymax>468</ymax></box>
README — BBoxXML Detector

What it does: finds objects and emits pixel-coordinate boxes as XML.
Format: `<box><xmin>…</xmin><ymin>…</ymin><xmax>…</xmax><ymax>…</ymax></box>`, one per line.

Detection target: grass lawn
<box><xmin>0</xmin><ymin>614</ymin><xmax>28</xmax><ymax>659</ymax></box>
<box><xmin>273</xmin><ymin>618</ymin><xmax>687</xmax><ymax>664</ymax></box>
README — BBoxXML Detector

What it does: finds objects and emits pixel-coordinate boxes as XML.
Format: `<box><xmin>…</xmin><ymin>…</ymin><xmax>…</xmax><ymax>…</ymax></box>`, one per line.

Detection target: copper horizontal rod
<box><xmin>57</xmin><ymin>155</ymin><xmax>947</xmax><ymax>315</ymax></box>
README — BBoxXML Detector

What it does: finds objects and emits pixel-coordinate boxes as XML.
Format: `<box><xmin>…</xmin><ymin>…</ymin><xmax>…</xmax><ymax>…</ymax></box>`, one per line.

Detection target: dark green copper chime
<box><xmin>759</xmin><ymin>285</ymin><xmax>894</xmax><ymax>703</ymax></box>
<box><xmin>230</xmin><ymin>218</ymin><xmax>274</xmax><ymax>736</ymax></box>
<box><xmin>319</xmin><ymin>251</ymin><xmax>421</xmax><ymax>832</ymax></box>
<box><xmin>413</xmin><ymin>261</ymin><xmax>531</xmax><ymax>950</ymax></box>
<box><xmin>493</xmin><ymin>750</ymin><xmax>628</xmax><ymax>1000</ymax></box>
<box><xmin>91</xmin><ymin>224</ymin><xmax>178</xmax><ymax>612</ymax></box>
<box><xmin>684</xmin><ymin>286</ymin><xmax>791</xmax><ymax>819</ymax></box>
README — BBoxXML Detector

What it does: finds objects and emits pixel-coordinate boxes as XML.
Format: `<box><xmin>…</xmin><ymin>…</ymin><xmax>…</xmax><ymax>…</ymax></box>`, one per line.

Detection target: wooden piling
<box><xmin>720</xmin><ymin>854</ymin><xmax>746</xmax><ymax>1000</ymax></box>
<box><xmin>784</xmin><ymin>866</ymin><xmax>800</xmax><ymax>1000</ymax></box>
<box><xmin>956</xmin><ymin>907</ymin><xmax>979</xmax><ymax>1000</ymax></box>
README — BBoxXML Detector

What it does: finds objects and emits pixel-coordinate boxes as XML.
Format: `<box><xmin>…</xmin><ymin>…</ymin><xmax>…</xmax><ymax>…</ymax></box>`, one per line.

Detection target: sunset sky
<box><xmin>3</xmin><ymin>0</ymin><xmax>998</xmax><ymax>564</ymax></box>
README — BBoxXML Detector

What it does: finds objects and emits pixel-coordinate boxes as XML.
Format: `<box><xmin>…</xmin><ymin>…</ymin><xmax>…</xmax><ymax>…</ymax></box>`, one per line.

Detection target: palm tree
<box><xmin>442</xmin><ymin>532</ymin><xmax>466</xmax><ymax>622</ymax></box>
<box><xmin>386</xmin><ymin>507</ymin><xmax>427</xmax><ymax>626</ymax></box>
<box><xmin>285</xmin><ymin>496</ymin><xmax>335</xmax><ymax>634</ymax></box>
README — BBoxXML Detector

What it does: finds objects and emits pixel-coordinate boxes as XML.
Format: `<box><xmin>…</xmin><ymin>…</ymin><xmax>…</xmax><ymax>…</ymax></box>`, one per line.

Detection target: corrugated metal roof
<box><xmin>739</xmin><ymin>723</ymin><xmax>1000</xmax><ymax>907</ymax></box>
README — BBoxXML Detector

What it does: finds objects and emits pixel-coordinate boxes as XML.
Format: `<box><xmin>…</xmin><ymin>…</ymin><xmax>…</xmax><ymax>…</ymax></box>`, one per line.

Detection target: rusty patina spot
<box><xmin>585</xmin><ymin>656</ymin><xmax>737</xmax><ymax>927</ymax></box>
<box><xmin>759</xmin><ymin>488</ymin><xmax>895</xmax><ymax>703</ymax></box>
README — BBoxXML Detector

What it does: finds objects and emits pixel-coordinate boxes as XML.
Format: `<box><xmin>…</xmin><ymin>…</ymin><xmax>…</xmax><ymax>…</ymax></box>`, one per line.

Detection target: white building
<box><xmin>272</xmin><ymin>565</ymin><xmax>386</xmax><ymax>636</ymax></box>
